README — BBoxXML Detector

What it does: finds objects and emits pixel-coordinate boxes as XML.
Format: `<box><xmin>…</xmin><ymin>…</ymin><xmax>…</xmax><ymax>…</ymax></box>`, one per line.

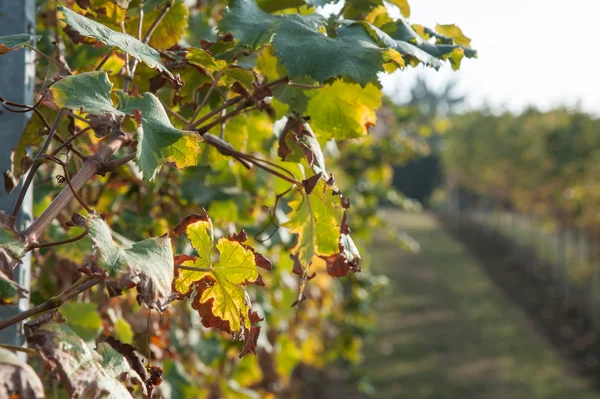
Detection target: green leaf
<box><xmin>48</xmin><ymin>71</ymin><xmax>123</xmax><ymax>116</ymax></box>
<box><xmin>306</xmin><ymin>80</ymin><xmax>381</xmax><ymax>141</ymax></box>
<box><xmin>26</xmin><ymin>322</ymin><xmax>143</xmax><ymax>398</ymax></box>
<box><xmin>277</xmin><ymin>116</ymin><xmax>328</xmax><ymax>177</ymax></box>
<box><xmin>76</xmin><ymin>212</ymin><xmax>174</xmax><ymax>311</ymax></box>
<box><xmin>219</xmin><ymin>0</ymin><xmax>278</xmax><ymax>49</ymax></box>
<box><xmin>59</xmin><ymin>302</ymin><xmax>102</xmax><ymax>341</ymax></box>
<box><xmin>0</xmin><ymin>347</ymin><xmax>45</xmax><ymax>398</ymax></box>
<box><xmin>273</xmin><ymin>19</ymin><xmax>384</xmax><ymax>86</ymax></box>
<box><xmin>0</xmin><ymin>225</ymin><xmax>26</xmax><ymax>261</ymax></box>
<box><xmin>58</xmin><ymin>5</ymin><xmax>171</xmax><ymax>76</ymax></box>
<box><xmin>341</xmin><ymin>20</ymin><xmax>443</xmax><ymax>69</ymax></box>
<box><xmin>0</xmin><ymin>34</ymin><xmax>41</xmax><ymax>55</ymax></box>
<box><xmin>116</xmin><ymin>91</ymin><xmax>203</xmax><ymax>181</ymax></box>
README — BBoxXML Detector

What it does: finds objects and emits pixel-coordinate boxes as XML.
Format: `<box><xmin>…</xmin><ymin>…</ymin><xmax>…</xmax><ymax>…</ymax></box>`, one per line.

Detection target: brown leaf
<box><xmin>0</xmin><ymin>347</ymin><xmax>45</xmax><ymax>399</ymax></box>
<box><xmin>173</xmin><ymin>212</ymin><xmax>209</xmax><ymax>236</ymax></box>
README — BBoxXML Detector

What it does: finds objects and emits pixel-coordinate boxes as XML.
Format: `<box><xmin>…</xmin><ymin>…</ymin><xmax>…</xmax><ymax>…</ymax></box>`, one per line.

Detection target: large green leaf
<box><xmin>273</xmin><ymin>19</ymin><xmax>384</xmax><ymax>86</ymax></box>
<box><xmin>75</xmin><ymin>212</ymin><xmax>174</xmax><ymax>311</ymax></box>
<box><xmin>26</xmin><ymin>322</ymin><xmax>143</xmax><ymax>398</ymax></box>
<box><xmin>306</xmin><ymin>80</ymin><xmax>381</xmax><ymax>141</ymax></box>
<box><xmin>0</xmin><ymin>347</ymin><xmax>45</xmax><ymax>398</ymax></box>
<box><xmin>0</xmin><ymin>34</ymin><xmax>40</xmax><ymax>55</ymax></box>
<box><xmin>48</xmin><ymin>71</ymin><xmax>123</xmax><ymax>116</ymax></box>
<box><xmin>340</xmin><ymin>20</ymin><xmax>443</xmax><ymax>69</ymax></box>
<box><xmin>58</xmin><ymin>5</ymin><xmax>171</xmax><ymax>76</ymax></box>
<box><xmin>219</xmin><ymin>0</ymin><xmax>278</xmax><ymax>49</ymax></box>
<box><xmin>116</xmin><ymin>91</ymin><xmax>203</xmax><ymax>181</ymax></box>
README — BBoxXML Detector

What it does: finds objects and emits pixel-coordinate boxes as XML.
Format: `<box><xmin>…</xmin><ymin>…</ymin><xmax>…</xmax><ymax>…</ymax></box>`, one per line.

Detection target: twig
<box><xmin>10</xmin><ymin>109</ymin><xmax>67</xmax><ymax>226</ymax></box>
<box><xmin>189</xmin><ymin>96</ymin><xmax>242</xmax><ymax>129</ymax></box>
<box><xmin>198</xmin><ymin>102</ymin><xmax>249</xmax><ymax>134</ymax></box>
<box><xmin>160</xmin><ymin>99</ymin><xmax>188</xmax><ymax>125</ymax></box>
<box><xmin>46</xmin><ymin>154</ymin><xmax>93</xmax><ymax>214</ymax></box>
<box><xmin>48</xmin><ymin>126</ymin><xmax>92</xmax><ymax>158</ymax></box>
<box><xmin>137</xmin><ymin>5</ymin><xmax>144</xmax><ymax>41</ymax></box>
<box><xmin>33</xmin><ymin>109</ymin><xmax>87</xmax><ymax>161</ymax></box>
<box><xmin>95</xmin><ymin>50</ymin><xmax>112</xmax><ymax>70</ymax></box>
<box><xmin>104</xmin><ymin>152</ymin><xmax>136</xmax><ymax>173</ymax></box>
<box><xmin>26</xmin><ymin>229</ymin><xmax>88</xmax><ymax>252</ymax></box>
<box><xmin>0</xmin><ymin>344</ymin><xmax>38</xmax><ymax>356</ymax></box>
<box><xmin>186</xmin><ymin>72</ymin><xmax>222</xmax><ymax>129</ymax></box>
<box><xmin>189</xmin><ymin>76</ymin><xmax>288</xmax><ymax>130</ymax></box>
<box><xmin>28</xmin><ymin>46</ymin><xmax>72</xmax><ymax>75</ymax></box>
<box><xmin>0</xmin><ymin>276</ymin><xmax>100</xmax><ymax>332</ymax></box>
<box><xmin>287</xmin><ymin>82</ymin><xmax>323</xmax><ymax>89</ymax></box>
<box><xmin>143</xmin><ymin>0</ymin><xmax>173</xmax><ymax>43</ymax></box>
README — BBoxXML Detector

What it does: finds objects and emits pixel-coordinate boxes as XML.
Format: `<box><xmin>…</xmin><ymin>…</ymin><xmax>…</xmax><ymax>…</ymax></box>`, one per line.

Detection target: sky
<box><xmin>325</xmin><ymin>0</ymin><xmax>600</xmax><ymax>115</ymax></box>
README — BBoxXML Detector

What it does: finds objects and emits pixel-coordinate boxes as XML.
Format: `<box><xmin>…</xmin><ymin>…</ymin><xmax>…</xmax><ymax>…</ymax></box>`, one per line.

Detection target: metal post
<box><xmin>0</xmin><ymin>0</ymin><xmax>35</xmax><ymax>347</ymax></box>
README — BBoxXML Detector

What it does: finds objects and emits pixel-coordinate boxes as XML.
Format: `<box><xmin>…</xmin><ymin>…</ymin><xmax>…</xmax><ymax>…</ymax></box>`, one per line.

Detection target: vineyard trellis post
<box><xmin>0</xmin><ymin>0</ymin><xmax>35</xmax><ymax>348</ymax></box>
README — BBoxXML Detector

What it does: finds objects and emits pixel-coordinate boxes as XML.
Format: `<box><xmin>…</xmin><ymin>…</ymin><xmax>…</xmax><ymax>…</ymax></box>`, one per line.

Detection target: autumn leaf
<box><xmin>284</xmin><ymin>180</ymin><xmax>361</xmax><ymax>277</ymax></box>
<box><xmin>174</xmin><ymin>211</ymin><xmax>269</xmax><ymax>356</ymax></box>
<box><xmin>26</xmin><ymin>321</ymin><xmax>144</xmax><ymax>398</ymax></box>
<box><xmin>305</xmin><ymin>79</ymin><xmax>382</xmax><ymax>141</ymax></box>
<box><xmin>0</xmin><ymin>347</ymin><xmax>45</xmax><ymax>398</ymax></box>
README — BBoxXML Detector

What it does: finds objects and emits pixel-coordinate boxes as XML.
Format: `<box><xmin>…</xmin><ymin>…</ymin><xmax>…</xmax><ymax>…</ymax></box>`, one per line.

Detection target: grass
<box><xmin>363</xmin><ymin>210</ymin><xmax>599</xmax><ymax>399</ymax></box>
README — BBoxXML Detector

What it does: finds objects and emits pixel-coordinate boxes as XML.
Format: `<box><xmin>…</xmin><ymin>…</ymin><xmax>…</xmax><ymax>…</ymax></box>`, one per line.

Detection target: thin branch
<box><xmin>190</xmin><ymin>96</ymin><xmax>243</xmax><ymax>129</ymax></box>
<box><xmin>186</xmin><ymin>72</ymin><xmax>222</xmax><ymax>129</ymax></box>
<box><xmin>198</xmin><ymin>102</ymin><xmax>249</xmax><ymax>134</ymax></box>
<box><xmin>104</xmin><ymin>152</ymin><xmax>136</xmax><ymax>173</ymax></box>
<box><xmin>48</xmin><ymin>126</ymin><xmax>92</xmax><ymax>158</ymax></box>
<box><xmin>29</xmin><ymin>46</ymin><xmax>72</xmax><ymax>75</ymax></box>
<box><xmin>33</xmin><ymin>108</ymin><xmax>87</xmax><ymax>161</ymax></box>
<box><xmin>0</xmin><ymin>344</ymin><xmax>38</xmax><ymax>356</ymax></box>
<box><xmin>95</xmin><ymin>50</ymin><xmax>112</xmax><ymax>70</ymax></box>
<box><xmin>287</xmin><ymin>82</ymin><xmax>323</xmax><ymax>89</ymax></box>
<box><xmin>189</xmin><ymin>76</ymin><xmax>289</xmax><ymax>130</ymax></box>
<box><xmin>47</xmin><ymin>154</ymin><xmax>93</xmax><ymax>214</ymax></box>
<box><xmin>143</xmin><ymin>0</ymin><xmax>173</xmax><ymax>43</ymax></box>
<box><xmin>160</xmin><ymin>99</ymin><xmax>188</xmax><ymax>125</ymax></box>
<box><xmin>26</xmin><ymin>229</ymin><xmax>89</xmax><ymax>252</ymax></box>
<box><xmin>175</xmin><ymin>265</ymin><xmax>213</xmax><ymax>272</ymax></box>
<box><xmin>0</xmin><ymin>277</ymin><xmax>100</xmax><ymax>332</ymax></box>
<box><xmin>137</xmin><ymin>5</ymin><xmax>144</xmax><ymax>41</ymax></box>
<box><xmin>10</xmin><ymin>109</ymin><xmax>67</xmax><ymax>226</ymax></box>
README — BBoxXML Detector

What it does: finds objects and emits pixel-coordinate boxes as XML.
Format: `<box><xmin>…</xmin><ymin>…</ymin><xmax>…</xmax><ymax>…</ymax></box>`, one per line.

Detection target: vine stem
<box><xmin>28</xmin><ymin>46</ymin><xmax>72</xmax><ymax>75</ymax></box>
<box><xmin>10</xmin><ymin>108</ymin><xmax>67</xmax><ymax>226</ymax></box>
<box><xmin>22</xmin><ymin>133</ymin><xmax>127</xmax><ymax>242</ymax></box>
<box><xmin>95</xmin><ymin>50</ymin><xmax>112</xmax><ymax>70</ymax></box>
<box><xmin>25</xmin><ymin>229</ymin><xmax>88</xmax><ymax>252</ymax></box>
<box><xmin>0</xmin><ymin>344</ymin><xmax>38</xmax><ymax>356</ymax></box>
<box><xmin>186</xmin><ymin>72</ymin><xmax>222</xmax><ymax>129</ymax></box>
<box><xmin>0</xmin><ymin>276</ymin><xmax>100</xmax><ymax>332</ymax></box>
<box><xmin>190</xmin><ymin>76</ymin><xmax>289</xmax><ymax>130</ymax></box>
<box><xmin>33</xmin><ymin>108</ymin><xmax>86</xmax><ymax>161</ymax></box>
